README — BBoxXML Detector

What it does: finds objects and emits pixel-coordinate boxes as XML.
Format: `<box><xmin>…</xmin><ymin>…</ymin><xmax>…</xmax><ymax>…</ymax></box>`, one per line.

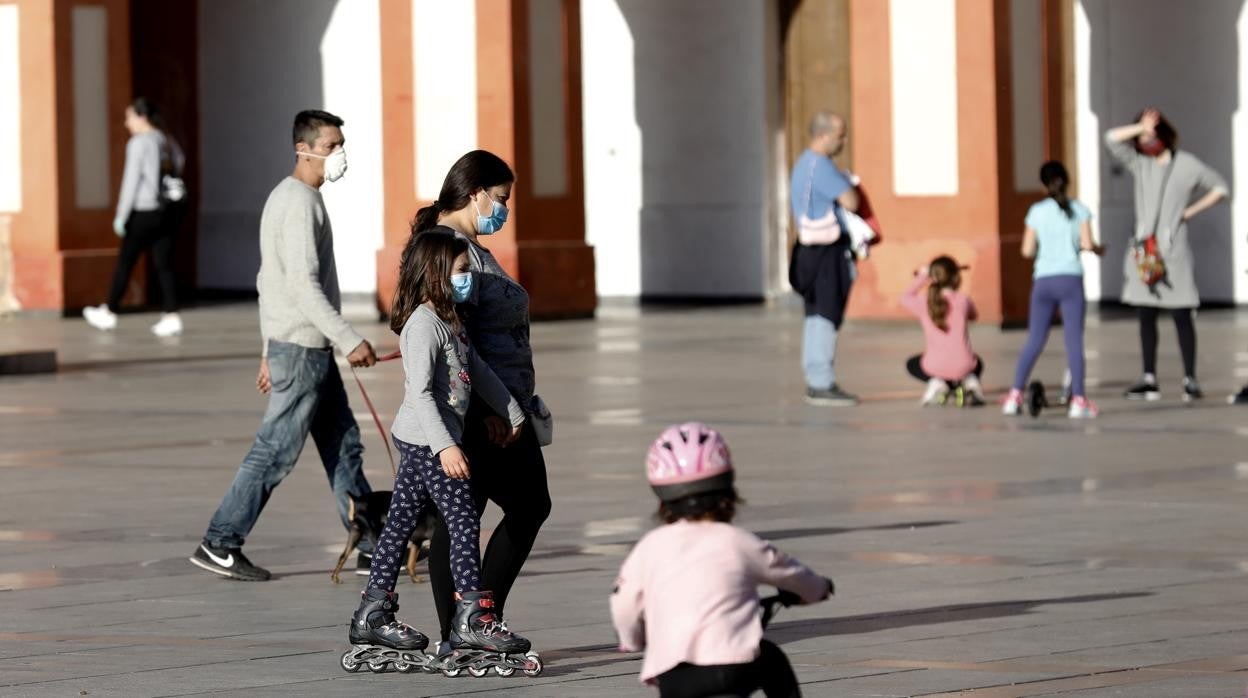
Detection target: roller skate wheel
<box><xmin>494</xmin><ymin>664</ymin><xmax>516</xmax><ymax>677</ymax></box>
<box><xmin>523</xmin><ymin>654</ymin><xmax>543</xmax><ymax>677</ymax></box>
<box><xmin>441</xmin><ymin>666</ymin><xmax>462</xmax><ymax>678</ymax></box>
<box><xmin>468</xmin><ymin>665</ymin><xmax>490</xmax><ymax>678</ymax></box>
<box><xmin>367</xmin><ymin>660</ymin><xmax>388</xmax><ymax>673</ymax></box>
<box><xmin>393</xmin><ymin>659</ymin><xmax>415</xmax><ymax>673</ymax></box>
<box><xmin>340</xmin><ymin>650</ymin><xmax>363</xmax><ymax>673</ymax></box>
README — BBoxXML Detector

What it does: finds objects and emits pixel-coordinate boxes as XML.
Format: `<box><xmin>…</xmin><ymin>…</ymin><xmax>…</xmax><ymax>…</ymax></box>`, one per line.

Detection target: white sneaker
<box><xmin>1001</xmin><ymin>388</ymin><xmax>1023</xmax><ymax>416</ymax></box>
<box><xmin>963</xmin><ymin>375</ymin><xmax>986</xmax><ymax>403</ymax></box>
<box><xmin>1067</xmin><ymin>396</ymin><xmax>1099</xmax><ymax>419</ymax></box>
<box><xmin>82</xmin><ymin>304</ymin><xmax>117</xmax><ymax>331</ymax></box>
<box><xmin>920</xmin><ymin>378</ymin><xmax>948</xmax><ymax>406</ymax></box>
<box><xmin>151</xmin><ymin>313</ymin><xmax>183</xmax><ymax>337</ymax></box>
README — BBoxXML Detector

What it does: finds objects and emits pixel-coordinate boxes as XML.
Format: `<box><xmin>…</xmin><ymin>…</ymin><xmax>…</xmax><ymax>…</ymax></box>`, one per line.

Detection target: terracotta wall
<box><xmin>11</xmin><ymin>0</ymin><xmax>135</xmax><ymax>312</ymax></box>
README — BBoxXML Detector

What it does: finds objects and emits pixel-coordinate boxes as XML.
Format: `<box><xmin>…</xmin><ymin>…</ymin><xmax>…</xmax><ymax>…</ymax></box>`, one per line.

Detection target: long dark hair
<box><xmin>412</xmin><ymin>150</ymin><xmax>515</xmax><ymax>234</ymax></box>
<box><xmin>927</xmin><ymin>256</ymin><xmax>962</xmax><ymax>332</ymax></box>
<box><xmin>389</xmin><ymin>232</ymin><xmax>469</xmax><ymax>334</ymax></box>
<box><xmin>1039</xmin><ymin>160</ymin><xmax>1072</xmax><ymax>219</ymax></box>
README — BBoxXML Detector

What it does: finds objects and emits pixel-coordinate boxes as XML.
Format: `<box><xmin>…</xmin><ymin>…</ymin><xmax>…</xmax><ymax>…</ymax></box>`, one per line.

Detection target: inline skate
<box><xmin>435</xmin><ymin>590</ymin><xmax>543</xmax><ymax>677</ymax></box>
<box><xmin>341</xmin><ymin>588</ymin><xmax>436</xmax><ymax>674</ymax></box>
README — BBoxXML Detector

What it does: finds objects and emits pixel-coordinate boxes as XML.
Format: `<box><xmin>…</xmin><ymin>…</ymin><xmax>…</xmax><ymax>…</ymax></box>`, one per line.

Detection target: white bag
<box><xmin>796</xmin><ymin>157</ymin><xmax>843</xmax><ymax>246</ymax></box>
<box><xmin>843</xmin><ymin>209</ymin><xmax>877</xmax><ymax>259</ymax></box>
<box><xmin>529</xmin><ymin>395</ymin><xmax>553</xmax><ymax>447</ymax></box>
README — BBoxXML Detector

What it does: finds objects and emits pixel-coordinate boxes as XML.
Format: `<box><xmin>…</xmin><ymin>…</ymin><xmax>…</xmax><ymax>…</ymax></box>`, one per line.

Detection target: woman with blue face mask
<box><xmin>408</xmin><ymin>150</ymin><xmax>552</xmax><ymax>665</ymax></box>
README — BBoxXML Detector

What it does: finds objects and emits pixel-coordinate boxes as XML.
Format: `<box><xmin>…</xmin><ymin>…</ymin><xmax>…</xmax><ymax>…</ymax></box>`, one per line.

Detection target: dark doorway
<box><xmin>130</xmin><ymin>0</ymin><xmax>200</xmax><ymax>306</ymax></box>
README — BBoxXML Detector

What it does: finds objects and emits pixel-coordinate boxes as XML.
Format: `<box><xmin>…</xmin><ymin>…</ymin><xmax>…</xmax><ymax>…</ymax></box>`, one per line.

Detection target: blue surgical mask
<box><xmin>474</xmin><ymin>193</ymin><xmax>509</xmax><ymax>235</ymax></box>
<box><xmin>451</xmin><ymin>272</ymin><xmax>473</xmax><ymax>303</ymax></box>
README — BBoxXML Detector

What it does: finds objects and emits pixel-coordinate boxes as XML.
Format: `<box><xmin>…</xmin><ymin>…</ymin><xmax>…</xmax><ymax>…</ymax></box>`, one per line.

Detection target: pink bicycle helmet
<box><xmin>646</xmin><ymin>422</ymin><xmax>734</xmax><ymax>502</ymax></box>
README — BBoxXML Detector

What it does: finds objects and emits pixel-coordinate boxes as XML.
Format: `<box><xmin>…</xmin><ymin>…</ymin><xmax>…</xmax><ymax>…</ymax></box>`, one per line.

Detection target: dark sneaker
<box><xmin>356</xmin><ymin>551</ymin><xmax>372</xmax><ymax>576</ymax></box>
<box><xmin>805</xmin><ymin>385</ymin><xmax>858</xmax><ymax>406</ymax></box>
<box><xmin>189</xmin><ymin>543</ymin><xmax>271</xmax><ymax>581</ymax></box>
<box><xmin>1124</xmin><ymin>380</ymin><xmax>1161</xmax><ymax>401</ymax></box>
<box><xmin>1182</xmin><ymin>379</ymin><xmax>1203</xmax><ymax>403</ymax></box>
<box><xmin>1228</xmin><ymin>385</ymin><xmax>1248</xmax><ymax>405</ymax></box>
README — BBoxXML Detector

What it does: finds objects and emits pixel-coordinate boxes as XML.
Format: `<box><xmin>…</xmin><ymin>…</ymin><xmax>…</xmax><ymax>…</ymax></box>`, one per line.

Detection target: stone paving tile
<box><xmin>3</xmin><ymin>302</ymin><xmax>1248</xmax><ymax>696</ymax></box>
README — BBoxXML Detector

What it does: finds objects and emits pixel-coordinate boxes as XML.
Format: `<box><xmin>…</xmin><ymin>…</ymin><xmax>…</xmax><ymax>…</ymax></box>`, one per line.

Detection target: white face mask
<box><xmin>298</xmin><ymin>146</ymin><xmax>348</xmax><ymax>182</ymax></box>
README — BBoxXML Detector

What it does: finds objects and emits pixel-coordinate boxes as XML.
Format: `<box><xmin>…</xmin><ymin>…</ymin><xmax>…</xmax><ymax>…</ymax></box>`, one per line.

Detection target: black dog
<box><xmin>331</xmin><ymin>491</ymin><xmax>438</xmax><ymax>584</ymax></box>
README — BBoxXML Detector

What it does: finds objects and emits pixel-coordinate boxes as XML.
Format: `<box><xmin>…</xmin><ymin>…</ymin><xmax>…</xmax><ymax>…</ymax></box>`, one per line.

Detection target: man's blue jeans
<box><xmin>204</xmin><ymin>341</ymin><xmax>373</xmax><ymax>550</ymax></box>
<box><xmin>801</xmin><ymin>314</ymin><xmax>839</xmax><ymax>390</ymax></box>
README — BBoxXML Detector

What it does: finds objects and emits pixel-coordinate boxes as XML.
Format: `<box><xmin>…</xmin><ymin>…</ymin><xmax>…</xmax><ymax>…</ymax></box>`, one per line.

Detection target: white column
<box><xmin>320</xmin><ymin>0</ymin><xmax>383</xmax><ymax>294</ymax></box>
<box><xmin>889</xmin><ymin>0</ymin><xmax>959</xmax><ymax>197</ymax></box>
<box><xmin>0</xmin><ymin>5</ymin><xmax>20</xmax><ymax>214</ymax></box>
<box><xmin>580</xmin><ymin>0</ymin><xmax>641</xmax><ymax>297</ymax></box>
<box><xmin>413</xmin><ymin>0</ymin><xmax>477</xmax><ymax>201</ymax></box>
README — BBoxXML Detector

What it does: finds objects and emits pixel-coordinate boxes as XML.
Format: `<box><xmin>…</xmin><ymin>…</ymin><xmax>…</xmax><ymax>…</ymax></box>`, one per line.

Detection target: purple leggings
<box><xmin>1012</xmin><ymin>274</ymin><xmax>1086</xmax><ymax>395</ymax></box>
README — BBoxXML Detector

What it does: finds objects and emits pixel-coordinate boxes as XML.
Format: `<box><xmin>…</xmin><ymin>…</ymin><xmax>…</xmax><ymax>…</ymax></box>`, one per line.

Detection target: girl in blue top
<box><xmin>1004</xmin><ymin>161</ymin><xmax>1104</xmax><ymax>418</ymax></box>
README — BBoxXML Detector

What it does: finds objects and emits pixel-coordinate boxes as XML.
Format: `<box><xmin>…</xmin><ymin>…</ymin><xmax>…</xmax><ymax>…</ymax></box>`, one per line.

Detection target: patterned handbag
<box><xmin>1132</xmin><ymin>154</ymin><xmax>1176</xmax><ymax>288</ymax></box>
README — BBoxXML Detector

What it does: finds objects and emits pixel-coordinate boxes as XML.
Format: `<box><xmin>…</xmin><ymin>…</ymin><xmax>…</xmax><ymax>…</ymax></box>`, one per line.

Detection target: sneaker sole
<box><xmin>188</xmin><ymin>556</ymin><xmax>269</xmax><ymax>581</ymax></box>
<box><xmin>1125</xmin><ymin>392</ymin><xmax>1161</xmax><ymax>402</ymax></box>
<box><xmin>805</xmin><ymin>397</ymin><xmax>857</xmax><ymax>406</ymax></box>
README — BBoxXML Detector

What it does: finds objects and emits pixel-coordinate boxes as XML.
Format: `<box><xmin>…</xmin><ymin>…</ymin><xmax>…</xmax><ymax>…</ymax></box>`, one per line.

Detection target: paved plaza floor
<box><xmin>2</xmin><ymin>301</ymin><xmax>1247</xmax><ymax>697</ymax></box>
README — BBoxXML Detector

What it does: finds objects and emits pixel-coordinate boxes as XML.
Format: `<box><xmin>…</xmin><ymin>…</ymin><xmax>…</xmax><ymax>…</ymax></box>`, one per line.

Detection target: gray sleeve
<box><xmin>403</xmin><ymin>314</ymin><xmax>457</xmax><ymax>454</ymax></box>
<box><xmin>1104</xmin><ymin>130</ymin><xmax>1141</xmax><ymax>171</ymax></box>
<box><xmin>278</xmin><ymin>195</ymin><xmax>366</xmax><ymax>354</ymax></box>
<box><xmin>470</xmin><ymin>347</ymin><xmax>526</xmax><ymax>427</ymax></box>
<box><xmin>1190</xmin><ymin>156</ymin><xmax>1229</xmax><ymax>196</ymax></box>
<box><xmin>115</xmin><ymin>137</ymin><xmax>151</xmax><ymax>220</ymax></box>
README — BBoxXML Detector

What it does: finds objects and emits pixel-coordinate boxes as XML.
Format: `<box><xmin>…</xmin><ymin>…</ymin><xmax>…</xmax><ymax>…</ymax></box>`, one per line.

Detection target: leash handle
<box><xmin>350</xmin><ymin>350</ymin><xmax>402</xmax><ymax>476</ymax></box>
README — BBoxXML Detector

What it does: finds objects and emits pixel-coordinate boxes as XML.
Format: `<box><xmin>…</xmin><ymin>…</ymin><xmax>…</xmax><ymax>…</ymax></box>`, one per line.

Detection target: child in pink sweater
<box><xmin>900</xmin><ymin>256</ymin><xmax>985</xmax><ymax>406</ymax></box>
<box><xmin>610</xmin><ymin>422</ymin><xmax>834</xmax><ymax>697</ymax></box>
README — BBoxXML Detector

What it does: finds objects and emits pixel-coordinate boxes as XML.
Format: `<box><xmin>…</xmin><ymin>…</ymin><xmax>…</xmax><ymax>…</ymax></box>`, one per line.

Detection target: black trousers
<box><xmin>906</xmin><ymin>355</ymin><xmax>984</xmax><ymax>384</ymax></box>
<box><xmin>106</xmin><ymin>208</ymin><xmax>179</xmax><ymax>313</ymax></box>
<box><xmin>656</xmin><ymin>640</ymin><xmax>799</xmax><ymax>698</ymax></box>
<box><xmin>1138</xmin><ymin>306</ymin><xmax>1196</xmax><ymax>378</ymax></box>
<box><xmin>428</xmin><ymin>396</ymin><xmax>552</xmax><ymax>641</ymax></box>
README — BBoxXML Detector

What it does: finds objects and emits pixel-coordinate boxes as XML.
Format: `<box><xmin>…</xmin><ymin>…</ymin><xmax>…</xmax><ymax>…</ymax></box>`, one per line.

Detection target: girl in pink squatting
<box><xmin>900</xmin><ymin>256</ymin><xmax>986</xmax><ymax>406</ymax></box>
<box><xmin>611</xmin><ymin>422</ymin><xmax>834</xmax><ymax>697</ymax></box>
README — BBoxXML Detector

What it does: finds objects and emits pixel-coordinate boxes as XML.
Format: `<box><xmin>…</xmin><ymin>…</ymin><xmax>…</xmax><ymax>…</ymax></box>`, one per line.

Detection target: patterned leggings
<box><xmin>366</xmin><ymin>437</ymin><xmax>481</xmax><ymax>594</ymax></box>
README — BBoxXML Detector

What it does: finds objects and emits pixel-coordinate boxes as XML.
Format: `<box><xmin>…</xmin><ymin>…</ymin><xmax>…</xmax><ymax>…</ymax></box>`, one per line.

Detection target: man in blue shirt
<box><xmin>789</xmin><ymin>111</ymin><xmax>860</xmax><ymax>405</ymax></box>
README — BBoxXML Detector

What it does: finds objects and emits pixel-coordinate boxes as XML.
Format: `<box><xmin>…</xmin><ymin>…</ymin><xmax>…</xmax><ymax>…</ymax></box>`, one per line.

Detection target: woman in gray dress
<box><xmin>1105</xmin><ymin>108</ymin><xmax>1228</xmax><ymax>401</ymax></box>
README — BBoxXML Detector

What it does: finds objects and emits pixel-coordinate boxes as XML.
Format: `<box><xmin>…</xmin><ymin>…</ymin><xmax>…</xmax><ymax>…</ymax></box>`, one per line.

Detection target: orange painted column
<box><xmin>375</xmin><ymin>0</ymin><xmax>596</xmax><ymax>319</ymax></box>
<box><xmin>847</xmin><ymin>0</ymin><xmax>1012</xmax><ymax>324</ymax></box>
<box><xmin>11</xmin><ymin>0</ymin><xmax>134</xmax><ymax>312</ymax></box>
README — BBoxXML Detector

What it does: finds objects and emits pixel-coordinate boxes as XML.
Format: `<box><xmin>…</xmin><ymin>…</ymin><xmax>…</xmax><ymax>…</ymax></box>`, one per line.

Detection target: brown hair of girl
<box><xmin>927</xmin><ymin>256</ymin><xmax>962</xmax><ymax>331</ymax></box>
<box><xmin>389</xmin><ymin>232</ymin><xmax>469</xmax><ymax>334</ymax></box>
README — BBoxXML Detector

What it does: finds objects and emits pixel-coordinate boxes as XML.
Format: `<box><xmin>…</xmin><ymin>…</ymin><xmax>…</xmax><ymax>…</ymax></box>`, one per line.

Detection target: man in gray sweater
<box><xmin>190</xmin><ymin>110</ymin><xmax>378</xmax><ymax>581</ymax></box>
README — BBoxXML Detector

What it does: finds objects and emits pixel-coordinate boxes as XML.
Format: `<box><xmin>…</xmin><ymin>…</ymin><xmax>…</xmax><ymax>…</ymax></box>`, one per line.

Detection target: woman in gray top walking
<box><xmin>1105</xmin><ymin>108</ymin><xmax>1228</xmax><ymax>401</ymax></box>
<box><xmin>411</xmin><ymin>150</ymin><xmax>553</xmax><ymax>657</ymax></box>
<box><xmin>83</xmin><ymin>97</ymin><xmax>186</xmax><ymax>337</ymax></box>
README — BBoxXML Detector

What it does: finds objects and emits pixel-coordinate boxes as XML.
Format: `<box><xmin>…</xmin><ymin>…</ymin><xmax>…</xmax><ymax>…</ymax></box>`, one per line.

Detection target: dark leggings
<box><xmin>656</xmin><ymin>640</ymin><xmax>799</xmax><ymax>698</ymax></box>
<box><xmin>106</xmin><ymin>209</ymin><xmax>179</xmax><ymax>313</ymax></box>
<box><xmin>1139</xmin><ymin>306</ymin><xmax>1196</xmax><ymax>378</ymax></box>
<box><xmin>429</xmin><ymin>397</ymin><xmax>551</xmax><ymax>641</ymax></box>
<box><xmin>366</xmin><ymin>438</ymin><xmax>480</xmax><ymax>594</ymax></box>
<box><xmin>906</xmin><ymin>355</ymin><xmax>984</xmax><ymax>384</ymax></box>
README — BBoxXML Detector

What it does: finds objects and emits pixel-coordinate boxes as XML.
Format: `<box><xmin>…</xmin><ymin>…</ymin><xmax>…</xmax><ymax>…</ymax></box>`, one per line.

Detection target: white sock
<box><xmin>1143</xmin><ymin>373</ymin><xmax>1157</xmax><ymax>385</ymax></box>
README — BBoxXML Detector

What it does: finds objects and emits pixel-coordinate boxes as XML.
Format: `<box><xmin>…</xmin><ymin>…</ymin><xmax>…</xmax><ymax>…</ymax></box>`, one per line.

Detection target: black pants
<box><xmin>106</xmin><ymin>209</ymin><xmax>179</xmax><ymax>313</ymax></box>
<box><xmin>906</xmin><ymin>355</ymin><xmax>984</xmax><ymax>384</ymax></box>
<box><xmin>656</xmin><ymin>640</ymin><xmax>799</xmax><ymax>698</ymax></box>
<box><xmin>1138</xmin><ymin>307</ymin><xmax>1196</xmax><ymax>378</ymax></box>
<box><xmin>429</xmin><ymin>397</ymin><xmax>552</xmax><ymax>641</ymax></box>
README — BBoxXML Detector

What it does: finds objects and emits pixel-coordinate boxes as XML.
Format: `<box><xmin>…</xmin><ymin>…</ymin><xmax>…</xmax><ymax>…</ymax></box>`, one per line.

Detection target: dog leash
<box><xmin>350</xmin><ymin>350</ymin><xmax>401</xmax><ymax>476</ymax></box>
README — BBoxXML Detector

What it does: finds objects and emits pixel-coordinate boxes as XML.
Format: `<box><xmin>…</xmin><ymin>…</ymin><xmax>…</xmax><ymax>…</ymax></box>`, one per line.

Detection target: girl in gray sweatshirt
<box><xmin>346</xmin><ymin>232</ymin><xmax>533</xmax><ymax>666</ymax></box>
